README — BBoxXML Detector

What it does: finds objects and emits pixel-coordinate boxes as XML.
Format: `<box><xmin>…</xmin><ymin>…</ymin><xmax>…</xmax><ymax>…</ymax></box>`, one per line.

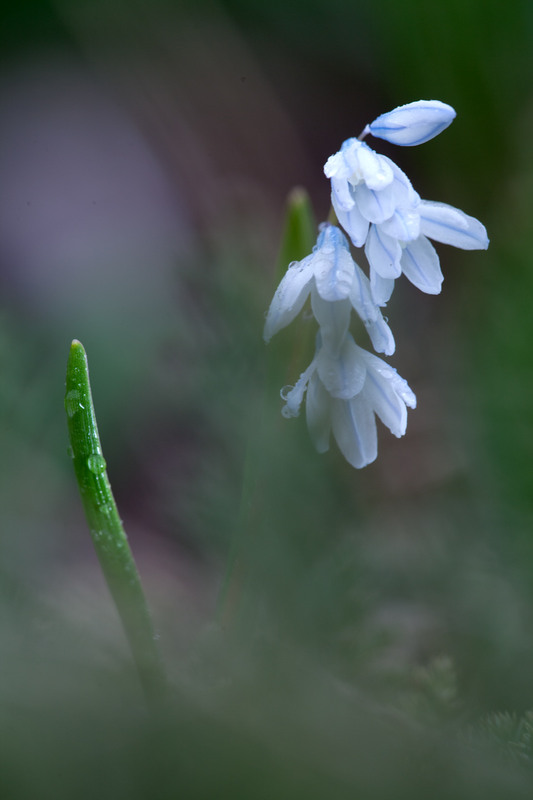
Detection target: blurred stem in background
<box><xmin>216</xmin><ymin>188</ymin><xmax>317</xmax><ymax>629</ymax></box>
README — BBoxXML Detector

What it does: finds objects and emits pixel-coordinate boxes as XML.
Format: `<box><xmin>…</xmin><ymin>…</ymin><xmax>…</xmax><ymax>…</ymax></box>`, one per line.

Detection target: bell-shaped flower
<box><xmin>281</xmin><ymin>336</ymin><xmax>416</xmax><ymax>469</ymax></box>
<box><xmin>368</xmin><ymin>100</ymin><xmax>456</xmax><ymax>146</ymax></box>
<box><xmin>365</xmin><ymin>199</ymin><xmax>489</xmax><ymax>305</ymax></box>
<box><xmin>264</xmin><ymin>224</ymin><xmax>394</xmax><ymax>355</ymax></box>
<box><xmin>325</xmin><ymin>140</ymin><xmax>420</xmax><ymax>248</ymax></box>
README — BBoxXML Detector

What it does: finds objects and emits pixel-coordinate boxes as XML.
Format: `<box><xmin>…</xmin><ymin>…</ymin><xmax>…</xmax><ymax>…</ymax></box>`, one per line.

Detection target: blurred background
<box><xmin>1</xmin><ymin>0</ymin><xmax>533</xmax><ymax>797</ymax></box>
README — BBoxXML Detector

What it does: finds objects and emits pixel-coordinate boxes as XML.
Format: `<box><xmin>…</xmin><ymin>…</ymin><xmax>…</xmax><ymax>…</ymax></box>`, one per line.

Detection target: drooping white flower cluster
<box><xmin>264</xmin><ymin>101</ymin><xmax>489</xmax><ymax>469</ymax></box>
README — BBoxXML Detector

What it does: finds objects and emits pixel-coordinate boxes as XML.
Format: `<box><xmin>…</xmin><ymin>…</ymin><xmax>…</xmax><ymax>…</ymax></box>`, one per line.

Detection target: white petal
<box><xmin>306</xmin><ymin>372</ymin><xmax>332</xmax><ymax>453</ymax></box>
<box><xmin>323</xmin><ymin>150</ymin><xmax>346</xmax><ymax>179</ymax></box>
<box><xmin>331</xmin><ymin>395</ymin><xmax>378</xmax><ymax>469</ymax></box>
<box><xmin>280</xmin><ymin>357</ymin><xmax>317</xmax><ymax>418</ymax></box>
<box><xmin>313</xmin><ymin>237</ymin><xmax>355</xmax><ymax>301</ymax></box>
<box><xmin>348</xmin><ymin>261</ymin><xmax>395</xmax><ymax>355</ymax></box>
<box><xmin>362</xmin><ymin>353</ymin><xmax>417</xmax><ymax>409</ymax></box>
<box><xmin>332</xmin><ymin>192</ymin><xmax>369</xmax><ymax>247</ymax></box>
<box><xmin>365</xmin><ymin>225</ymin><xmax>402</xmax><ymax>279</ymax></box>
<box><xmin>368</xmin><ymin>100</ymin><xmax>456</xmax><ymax>146</ymax></box>
<box><xmin>379</xmin><ymin>206</ymin><xmax>420</xmax><ymax>241</ymax></box>
<box><xmin>339</xmin><ymin>138</ymin><xmax>363</xmax><ymax>175</ymax></box>
<box><xmin>349</xmin><ymin>262</ymin><xmax>379</xmax><ymax>321</ymax></box>
<box><xmin>356</xmin><ymin>182</ymin><xmax>396</xmax><ymax>224</ymax></box>
<box><xmin>370</xmin><ymin>269</ymin><xmax>395</xmax><ymax>306</ymax></box>
<box><xmin>358</xmin><ymin>350</ymin><xmax>416</xmax><ymax>436</ymax></box>
<box><xmin>263</xmin><ymin>257</ymin><xmax>314</xmax><ymax>342</ymax></box>
<box><xmin>365</xmin><ymin>315</ymin><xmax>395</xmax><ymax>357</ymax></box>
<box><xmin>363</xmin><ymin>369</ymin><xmax>407</xmax><ymax>437</ymax></box>
<box><xmin>400</xmin><ymin>236</ymin><xmax>443</xmax><ymax>294</ymax></box>
<box><xmin>356</xmin><ymin>144</ymin><xmax>394</xmax><ymax>190</ymax></box>
<box><xmin>419</xmin><ymin>200</ymin><xmax>489</xmax><ymax>250</ymax></box>
<box><xmin>382</xmin><ymin>156</ymin><xmax>421</xmax><ymax>207</ymax></box>
<box><xmin>311</xmin><ymin>291</ymin><xmax>351</xmax><ymax>355</ymax></box>
<box><xmin>331</xmin><ymin>175</ymin><xmax>355</xmax><ymax>211</ymax></box>
<box><xmin>316</xmin><ymin>334</ymin><xmax>366</xmax><ymax>400</ymax></box>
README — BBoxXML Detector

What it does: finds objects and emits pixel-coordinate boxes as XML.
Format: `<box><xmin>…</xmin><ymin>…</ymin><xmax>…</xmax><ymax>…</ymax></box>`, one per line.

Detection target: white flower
<box><xmin>324</xmin><ymin>139</ymin><xmax>420</xmax><ymax>248</ymax></box>
<box><xmin>366</xmin><ymin>200</ymin><xmax>490</xmax><ymax>305</ymax></box>
<box><xmin>324</xmin><ymin>118</ymin><xmax>490</xmax><ymax>306</ymax></box>
<box><xmin>281</xmin><ymin>336</ymin><xmax>416</xmax><ymax>469</ymax></box>
<box><xmin>264</xmin><ymin>223</ymin><xmax>394</xmax><ymax>355</ymax></box>
<box><xmin>367</xmin><ymin>100</ymin><xmax>456</xmax><ymax>146</ymax></box>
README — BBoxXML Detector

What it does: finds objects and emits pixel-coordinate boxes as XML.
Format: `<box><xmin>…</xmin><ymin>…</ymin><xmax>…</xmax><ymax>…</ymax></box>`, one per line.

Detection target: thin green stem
<box><xmin>65</xmin><ymin>340</ymin><xmax>166</xmax><ymax>701</ymax></box>
<box><xmin>216</xmin><ymin>188</ymin><xmax>318</xmax><ymax>627</ymax></box>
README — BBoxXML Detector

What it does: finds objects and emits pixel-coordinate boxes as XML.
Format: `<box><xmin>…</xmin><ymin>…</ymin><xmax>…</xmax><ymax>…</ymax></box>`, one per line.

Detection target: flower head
<box><xmin>265</xmin><ymin>99</ymin><xmax>488</xmax><ymax>469</ymax></box>
<box><xmin>324</xmin><ymin>133</ymin><xmax>489</xmax><ymax>306</ymax></box>
<box><xmin>264</xmin><ymin>224</ymin><xmax>394</xmax><ymax>355</ymax></box>
<box><xmin>324</xmin><ymin>139</ymin><xmax>420</xmax><ymax>248</ymax></box>
<box><xmin>281</xmin><ymin>337</ymin><xmax>416</xmax><ymax>469</ymax></box>
<box><xmin>365</xmin><ymin>200</ymin><xmax>490</xmax><ymax>304</ymax></box>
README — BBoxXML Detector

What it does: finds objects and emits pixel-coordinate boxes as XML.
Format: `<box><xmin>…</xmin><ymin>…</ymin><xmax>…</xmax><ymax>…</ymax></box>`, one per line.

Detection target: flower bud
<box><xmin>368</xmin><ymin>100</ymin><xmax>456</xmax><ymax>146</ymax></box>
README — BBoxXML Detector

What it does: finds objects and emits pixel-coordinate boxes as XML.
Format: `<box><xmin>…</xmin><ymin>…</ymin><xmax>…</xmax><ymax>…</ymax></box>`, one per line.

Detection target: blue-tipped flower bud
<box><xmin>368</xmin><ymin>100</ymin><xmax>456</xmax><ymax>146</ymax></box>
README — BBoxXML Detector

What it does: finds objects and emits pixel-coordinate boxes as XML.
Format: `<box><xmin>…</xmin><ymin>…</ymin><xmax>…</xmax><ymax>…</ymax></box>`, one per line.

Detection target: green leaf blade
<box><xmin>65</xmin><ymin>339</ymin><xmax>166</xmax><ymax>701</ymax></box>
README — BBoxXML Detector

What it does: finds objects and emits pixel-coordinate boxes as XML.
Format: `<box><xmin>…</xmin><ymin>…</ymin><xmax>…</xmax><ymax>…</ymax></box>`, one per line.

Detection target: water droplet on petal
<box><xmin>280</xmin><ymin>384</ymin><xmax>294</xmax><ymax>401</ymax></box>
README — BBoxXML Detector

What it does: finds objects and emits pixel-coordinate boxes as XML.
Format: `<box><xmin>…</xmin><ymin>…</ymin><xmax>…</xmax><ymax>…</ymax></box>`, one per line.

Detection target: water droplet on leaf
<box><xmin>87</xmin><ymin>454</ymin><xmax>107</xmax><ymax>475</ymax></box>
<box><xmin>65</xmin><ymin>390</ymin><xmax>81</xmax><ymax>417</ymax></box>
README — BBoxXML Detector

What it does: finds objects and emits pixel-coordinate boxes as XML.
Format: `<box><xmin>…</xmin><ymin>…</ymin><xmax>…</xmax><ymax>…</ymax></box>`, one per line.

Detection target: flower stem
<box><xmin>65</xmin><ymin>340</ymin><xmax>166</xmax><ymax>701</ymax></box>
<box><xmin>216</xmin><ymin>188</ymin><xmax>317</xmax><ymax>628</ymax></box>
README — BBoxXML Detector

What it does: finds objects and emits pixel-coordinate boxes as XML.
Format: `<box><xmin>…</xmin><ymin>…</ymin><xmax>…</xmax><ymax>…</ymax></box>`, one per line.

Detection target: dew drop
<box><xmin>280</xmin><ymin>384</ymin><xmax>294</xmax><ymax>401</ymax></box>
<box><xmin>65</xmin><ymin>390</ymin><xmax>81</xmax><ymax>418</ymax></box>
<box><xmin>87</xmin><ymin>454</ymin><xmax>107</xmax><ymax>475</ymax></box>
<box><xmin>66</xmin><ymin>444</ymin><xmax>74</xmax><ymax>459</ymax></box>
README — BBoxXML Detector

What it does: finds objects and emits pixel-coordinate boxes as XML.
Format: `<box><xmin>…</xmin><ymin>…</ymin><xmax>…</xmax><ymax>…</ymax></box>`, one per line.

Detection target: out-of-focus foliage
<box><xmin>2</xmin><ymin>0</ymin><xmax>533</xmax><ymax>797</ymax></box>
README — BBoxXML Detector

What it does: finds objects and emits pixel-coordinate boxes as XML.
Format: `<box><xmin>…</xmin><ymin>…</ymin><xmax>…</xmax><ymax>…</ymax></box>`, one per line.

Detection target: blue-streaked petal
<box><xmin>347</xmin><ymin>261</ymin><xmax>395</xmax><ymax>356</ymax></box>
<box><xmin>355</xmin><ymin>143</ymin><xmax>394</xmax><ymax>190</ymax></box>
<box><xmin>379</xmin><ymin>206</ymin><xmax>420</xmax><ymax>241</ymax></box>
<box><xmin>331</xmin><ymin>175</ymin><xmax>356</xmax><ymax>211</ymax></box>
<box><xmin>306</xmin><ymin>372</ymin><xmax>332</xmax><ymax>453</ymax></box>
<box><xmin>365</xmin><ymin>225</ymin><xmax>402</xmax><ymax>279</ymax></box>
<box><xmin>370</xmin><ymin>270</ymin><xmax>395</xmax><ymax>306</ymax></box>
<box><xmin>365</xmin><ymin>315</ymin><xmax>395</xmax><ymax>357</ymax></box>
<box><xmin>316</xmin><ymin>334</ymin><xmax>366</xmax><ymax>400</ymax></box>
<box><xmin>332</xmin><ymin>192</ymin><xmax>369</xmax><ymax>247</ymax></box>
<box><xmin>349</xmin><ymin>262</ymin><xmax>379</xmax><ymax>321</ymax></box>
<box><xmin>419</xmin><ymin>200</ymin><xmax>489</xmax><ymax>250</ymax></box>
<box><xmin>280</xmin><ymin>357</ymin><xmax>317</xmax><ymax>418</ymax></box>
<box><xmin>356</xmin><ymin>182</ymin><xmax>396</xmax><ymax>224</ymax></box>
<box><xmin>263</xmin><ymin>256</ymin><xmax>314</xmax><ymax>342</ymax></box>
<box><xmin>359</xmin><ymin>349</ymin><xmax>416</xmax><ymax>436</ymax></box>
<box><xmin>313</xmin><ymin>236</ymin><xmax>355</xmax><ymax>301</ymax></box>
<box><xmin>400</xmin><ymin>235</ymin><xmax>443</xmax><ymax>294</ymax></box>
<box><xmin>331</xmin><ymin>395</ymin><xmax>378</xmax><ymax>469</ymax></box>
<box><xmin>364</xmin><ymin>354</ymin><xmax>417</xmax><ymax>409</ymax></box>
<box><xmin>368</xmin><ymin>100</ymin><xmax>456</xmax><ymax>146</ymax></box>
<box><xmin>362</xmin><ymin>367</ymin><xmax>407</xmax><ymax>437</ymax></box>
<box><xmin>323</xmin><ymin>150</ymin><xmax>347</xmax><ymax>179</ymax></box>
<box><xmin>383</xmin><ymin>157</ymin><xmax>421</xmax><ymax>207</ymax></box>
<box><xmin>311</xmin><ymin>291</ymin><xmax>351</xmax><ymax>355</ymax></box>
